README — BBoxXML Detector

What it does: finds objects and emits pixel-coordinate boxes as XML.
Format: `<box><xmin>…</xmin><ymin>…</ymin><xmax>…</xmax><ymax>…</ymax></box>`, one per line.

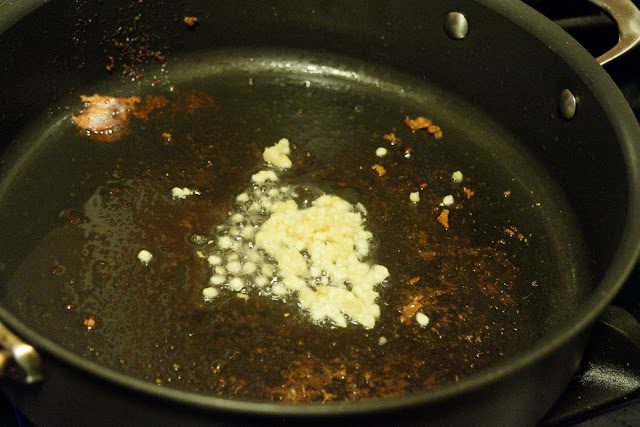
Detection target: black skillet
<box><xmin>0</xmin><ymin>0</ymin><xmax>640</xmax><ymax>425</ymax></box>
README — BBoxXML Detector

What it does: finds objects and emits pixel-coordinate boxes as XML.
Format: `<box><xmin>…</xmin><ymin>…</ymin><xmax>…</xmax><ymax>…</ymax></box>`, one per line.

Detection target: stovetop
<box><xmin>2</xmin><ymin>2</ymin><xmax>640</xmax><ymax>426</ymax></box>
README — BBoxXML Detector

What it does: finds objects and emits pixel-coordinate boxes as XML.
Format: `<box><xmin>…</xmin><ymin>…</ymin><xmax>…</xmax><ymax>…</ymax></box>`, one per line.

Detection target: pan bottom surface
<box><xmin>0</xmin><ymin>50</ymin><xmax>588</xmax><ymax>402</ymax></box>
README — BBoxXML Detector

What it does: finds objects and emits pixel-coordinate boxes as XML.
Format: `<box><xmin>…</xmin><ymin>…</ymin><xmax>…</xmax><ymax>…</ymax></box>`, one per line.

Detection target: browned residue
<box><xmin>404</xmin><ymin>116</ymin><xmax>443</xmax><ymax>138</ymax></box>
<box><xmin>178</xmin><ymin>91</ymin><xmax>215</xmax><ymax>113</ymax></box>
<box><xmin>83</xmin><ymin>315</ymin><xmax>96</xmax><ymax>329</ymax></box>
<box><xmin>427</xmin><ymin>124</ymin><xmax>443</xmax><ymax>139</ymax></box>
<box><xmin>505</xmin><ymin>226</ymin><xmax>526</xmax><ymax>242</ymax></box>
<box><xmin>382</xmin><ymin>132</ymin><xmax>401</xmax><ymax>145</ymax></box>
<box><xmin>437</xmin><ymin>209</ymin><xmax>450</xmax><ymax>229</ymax></box>
<box><xmin>183</xmin><ymin>16</ymin><xmax>199</xmax><ymax>27</ymax></box>
<box><xmin>404</xmin><ymin>116</ymin><xmax>432</xmax><ymax>130</ymax></box>
<box><xmin>463</xmin><ymin>187</ymin><xmax>475</xmax><ymax>198</ymax></box>
<box><xmin>400</xmin><ymin>295</ymin><xmax>424</xmax><ymax>325</ymax></box>
<box><xmin>132</xmin><ymin>95</ymin><xmax>170</xmax><ymax>120</ymax></box>
<box><xmin>371</xmin><ymin>164</ymin><xmax>387</xmax><ymax>176</ymax></box>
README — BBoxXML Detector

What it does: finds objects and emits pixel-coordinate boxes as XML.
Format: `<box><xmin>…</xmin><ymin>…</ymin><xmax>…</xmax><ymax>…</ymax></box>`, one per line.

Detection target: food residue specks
<box><xmin>137</xmin><ymin>249</ymin><xmax>153</xmax><ymax>264</ymax></box>
<box><xmin>452</xmin><ymin>170</ymin><xmax>463</xmax><ymax>183</ymax></box>
<box><xmin>375</xmin><ymin>147</ymin><xmax>388</xmax><ymax>157</ymax></box>
<box><xmin>410</xmin><ymin>191</ymin><xmax>420</xmax><ymax>203</ymax></box>
<box><xmin>201</xmin><ymin>140</ymin><xmax>389</xmax><ymax>328</ymax></box>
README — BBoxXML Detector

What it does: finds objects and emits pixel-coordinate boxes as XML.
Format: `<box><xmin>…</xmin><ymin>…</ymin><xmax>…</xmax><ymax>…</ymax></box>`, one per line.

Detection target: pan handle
<box><xmin>0</xmin><ymin>320</ymin><xmax>45</xmax><ymax>384</ymax></box>
<box><xmin>583</xmin><ymin>0</ymin><xmax>640</xmax><ymax>65</ymax></box>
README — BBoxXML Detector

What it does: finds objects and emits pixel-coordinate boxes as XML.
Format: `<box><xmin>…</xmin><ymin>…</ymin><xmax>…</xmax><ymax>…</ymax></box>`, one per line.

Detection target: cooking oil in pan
<box><xmin>0</xmin><ymin>57</ymin><xmax>588</xmax><ymax>401</ymax></box>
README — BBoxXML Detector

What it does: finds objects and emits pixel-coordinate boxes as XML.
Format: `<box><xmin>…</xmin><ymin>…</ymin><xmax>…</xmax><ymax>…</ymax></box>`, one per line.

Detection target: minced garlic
<box><xmin>171</xmin><ymin>187</ymin><xmax>194</xmax><ymax>199</ymax></box>
<box><xmin>410</xmin><ymin>191</ymin><xmax>420</xmax><ymax>202</ymax></box>
<box><xmin>416</xmin><ymin>312</ymin><xmax>429</xmax><ymax>327</ymax></box>
<box><xmin>263</xmin><ymin>138</ymin><xmax>292</xmax><ymax>169</ymax></box>
<box><xmin>251</xmin><ymin>170</ymin><xmax>279</xmax><ymax>184</ymax></box>
<box><xmin>137</xmin><ymin>249</ymin><xmax>153</xmax><ymax>264</ymax></box>
<box><xmin>255</xmin><ymin>194</ymin><xmax>388</xmax><ymax>328</ymax></box>
<box><xmin>440</xmin><ymin>195</ymin><xmax>454</xmax><ymax>206</ymax></box>
<box><xmin>202</xmin><ymin>141</ymin><xmax>389</xmax><ymax>329</ymax></box>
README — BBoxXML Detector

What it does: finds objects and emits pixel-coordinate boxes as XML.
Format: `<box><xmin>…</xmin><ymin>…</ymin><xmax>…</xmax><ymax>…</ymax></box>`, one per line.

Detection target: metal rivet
<box><xmin>444</xmin><ymin>12</ymin><xmax>469</xmax><ymax>40</ymax></box>
<box><xmin>558</xmin><ymin>89</ymin><xmax>577</xmax><ymax>120</ymax></box>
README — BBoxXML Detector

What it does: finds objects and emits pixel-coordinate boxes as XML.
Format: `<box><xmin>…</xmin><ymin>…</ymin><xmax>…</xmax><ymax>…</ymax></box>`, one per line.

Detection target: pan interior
<box><xmin>0</xmin><ymin>50</ymin><xmax>588</xmax><ymax>402</ymax></box>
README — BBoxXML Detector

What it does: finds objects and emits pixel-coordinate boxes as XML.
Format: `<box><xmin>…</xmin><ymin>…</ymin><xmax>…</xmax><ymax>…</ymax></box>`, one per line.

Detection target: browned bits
<box><xmin>382</xmin><ymin>132</ymin><xmax>401</xmax><ymax>145</ymax></box>
<box><xmin>83</xmin><ymin>315</ymin><xmax>96</xmax><ymax>329</ymax></box>
<box><xmin>427</xmin><ymin>124</ymin><xmax>443</xmax><ymax>139</ymax></box>
<box><xmin>437</xmin><ymin>209</ymin><xmax>450</xmax><ymax>229</ymax></box>
<box><xmin>408</xmin><ymin>276</ymin><xmax>421</xmax><ymax>285</ymax></box>
<box><xmin>371</xmin><ymin>164</ymin><xmax>387</xmax><ymax>177</ymax></box>
<box><xmin>419</xmin><ymin>183</ymin><xmax>428</xmax><ymax>189</ymax></box>
<box><xmin>463</xmin><ymin>187</ymin><xmax>475</xmax><ymax>198</ymax></box>
<box><xmin>404</xmin><ymin>116</ymin><xmax>432</xmax><ymax>130</ymax></box>
<box><xmin>183</xmin><ymin>16</ymin><xmax>198</xmax><ymax>27</ymax></box>
<box><xmin>505</xmin><ymin>226</ymin><xmax>526</xmax><ymax>241</ymax></box>
<box><xmin>403</xmin><ymin>146</ymin><xmax>414</xmax><ymax>158</ymax></box>
<box><xmin>105</xmin><ymin>55</ymin><xmax>115</xmax><ymax>72</ymax></box>
<box><xmin>51</xmin><ymin>264</ymin><xmax>65</xmax><ymax>275</ymax></box>
<box><xmin>503</xmin><ymin>190</ymin><xmax>512</xmax><ymax>197</ymax></box>
<box><xmin>161</xmin><ymin>132</ymin><xmax>172</xmax><ymax>142</ymax></box>
<box><xmin>131</xmin><ymin>95</ymin><xmax>170</xmax><ymax>120</ymax></box>
<box><xmin>403</xmin><ymin>116</ymin><xmax>443</xmax><ymax>138</ymax></box>
<box><xmin>400</xmin><ymin>295</ymin><xmax>424</xmax><ymax>324</ymax></box>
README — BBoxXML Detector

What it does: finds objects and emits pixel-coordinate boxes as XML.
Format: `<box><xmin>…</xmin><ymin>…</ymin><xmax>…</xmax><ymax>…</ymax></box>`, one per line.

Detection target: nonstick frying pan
<box><xmin>1</xmin><ymin>0</ymin><xmax>640</xmax><ymax>425</ymax></box>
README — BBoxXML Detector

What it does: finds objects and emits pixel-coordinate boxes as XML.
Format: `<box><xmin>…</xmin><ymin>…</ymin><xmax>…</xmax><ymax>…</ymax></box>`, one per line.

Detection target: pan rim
<box><xmin>1</xmin><ymin>0</ymin><xmax>640</xmax><ymax>419</ymax></box>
